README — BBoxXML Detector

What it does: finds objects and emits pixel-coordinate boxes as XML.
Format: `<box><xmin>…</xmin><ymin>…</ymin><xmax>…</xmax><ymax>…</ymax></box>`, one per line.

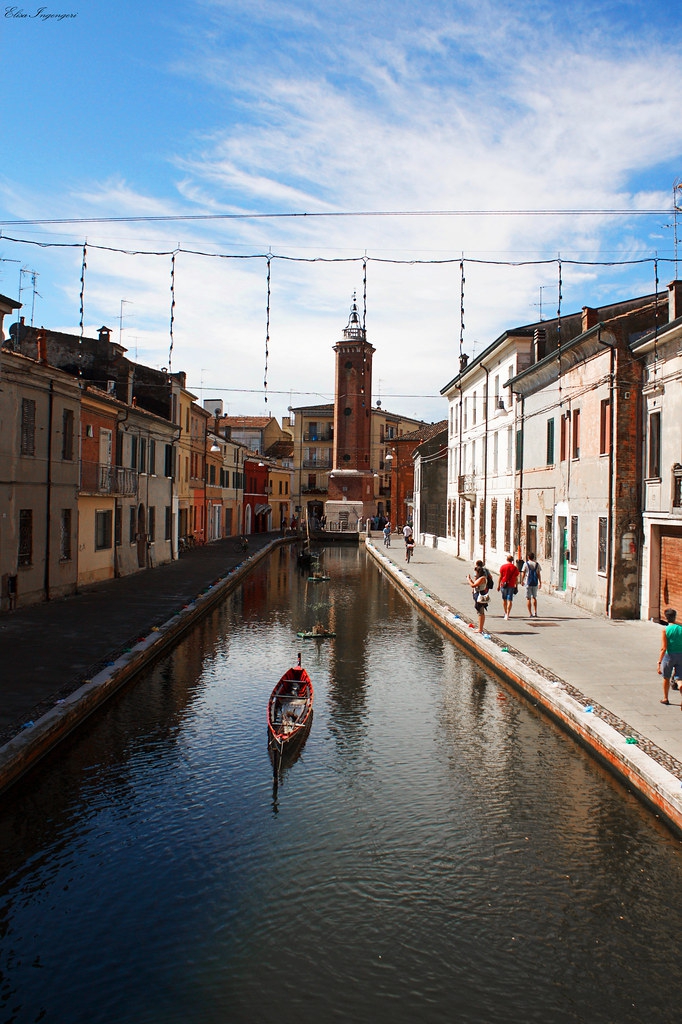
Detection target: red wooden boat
<box><xmin>267</xmin><ymin>654</ymin><xmax>314</xmax><ymax>754</ymax></box>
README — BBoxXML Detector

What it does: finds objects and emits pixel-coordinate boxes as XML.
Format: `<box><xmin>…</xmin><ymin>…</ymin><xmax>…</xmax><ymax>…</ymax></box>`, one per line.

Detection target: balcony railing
<box><xmin>458</xmin><ymin>473</ymin><xmax>477</xmax><ymax>496</ymax></box>
<box><xmin>81</xmin><ymin>462</ymin><xmax>138</xmax><ymax>496</ymax></box>
<box><xmin>303</xmin><ymin>430</ymin><xmax>333</xmax><ymax>442</ymax></box>
<box><xmin>302</xmin><ymin>486</ymin><xmax>328</xmax><ymax>494</ymax></box>
<box><xmin>302</xmin><ymin>458</ymin><xmax>332</xmax><ymax>469</ymax></box>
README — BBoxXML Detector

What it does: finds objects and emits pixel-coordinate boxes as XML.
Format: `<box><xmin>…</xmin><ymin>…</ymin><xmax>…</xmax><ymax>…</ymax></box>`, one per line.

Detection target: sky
<box><xmin>1</xmin><ymin>0</ymin><xmax>682</xmax><ymax>423</ymax></box>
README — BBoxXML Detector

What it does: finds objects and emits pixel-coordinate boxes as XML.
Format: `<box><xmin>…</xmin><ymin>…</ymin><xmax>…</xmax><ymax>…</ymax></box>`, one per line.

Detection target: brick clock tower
<box><xmin>326</xmin><ymin>296</ymin><xmax>376</xmax><ymax>526</ymax></box>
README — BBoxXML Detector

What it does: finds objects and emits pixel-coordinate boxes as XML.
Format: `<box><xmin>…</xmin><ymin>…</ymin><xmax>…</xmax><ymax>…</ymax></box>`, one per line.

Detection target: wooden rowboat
<box><xmin>296</xmin><ymin>629</ymin><xmax>336</xmax><ymax>639</ymax></box>
<box><xmin>267</xmin><ymin>654</ymin><xmax>314</xmax><ymax>755</ymax></box>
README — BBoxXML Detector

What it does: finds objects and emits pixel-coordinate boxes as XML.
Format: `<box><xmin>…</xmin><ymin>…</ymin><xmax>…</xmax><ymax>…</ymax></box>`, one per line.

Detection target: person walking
<box><xmin>467</xmin><ymin>559</ymin><xmax>489</xmax><ymax>634</ymax></box>
<box><xmin>521</xmin><ymin>552</ymin><xmax>541</xmax><ymax>617</ymax></box>
<box><xmin>383</xmin><ymin>522</ymin><xmax>391</xmax><ymax>547</ymax></box>
<box><xmin>498</xmin><ymin>554</ymin><xmax>520</xmax><ymax>619</ymax></box>
<box><xmin>657</xmin><ymin>608</ymin><xmax>682</xmax><ymax>705</ymax></box>
<box><xmin>403</xmin><ymin>523</ymin><xmax>413</xmax><ymax>542</ymax></box>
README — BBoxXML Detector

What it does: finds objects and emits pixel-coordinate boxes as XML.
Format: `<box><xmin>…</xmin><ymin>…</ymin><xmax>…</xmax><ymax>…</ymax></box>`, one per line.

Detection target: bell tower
<box><xmin>326</xmin><ymin>295</ymin><xmax>376</xmax><ymax>518</ymax></box>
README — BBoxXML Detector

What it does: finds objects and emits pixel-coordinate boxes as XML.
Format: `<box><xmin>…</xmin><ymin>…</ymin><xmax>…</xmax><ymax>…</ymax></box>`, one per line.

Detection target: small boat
<box><xmin>267</xmin><ymin>654</ymin><xmax>314</xmax><ymax>755</ymax></box>
<box><xmin>307</xmin><ymin>574</ymin><xmax>330</xmax><ymax>582</ymax></box>
<box><xmin>297</xmin><ymin>628</ymin><xmax>336</xmax><ymax>639</ymax></box>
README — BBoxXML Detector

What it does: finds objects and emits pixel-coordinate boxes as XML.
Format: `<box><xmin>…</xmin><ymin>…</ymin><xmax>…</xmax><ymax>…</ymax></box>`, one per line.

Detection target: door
<box><xmin>557</xmin><ymin>517</ymin><xmax>568</xmax><ymax>591</ymax></box>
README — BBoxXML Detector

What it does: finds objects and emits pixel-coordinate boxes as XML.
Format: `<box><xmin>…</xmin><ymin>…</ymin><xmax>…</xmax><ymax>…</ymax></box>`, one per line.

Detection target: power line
<box><xmin>0</xmin><ymin>208</ymin><xmax>673</xmax><ymax>228</ymax></box>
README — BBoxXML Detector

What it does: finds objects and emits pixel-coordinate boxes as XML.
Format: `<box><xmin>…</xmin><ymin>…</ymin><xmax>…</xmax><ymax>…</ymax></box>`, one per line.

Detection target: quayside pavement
<box><xmin>0</xmin><ymin>533</ymin><xmax>283</xmax><ymax>749</ymax></box>
<box><xmin>366</xmin><ymin>532</ymin><xmax>682</xmax><ymax>834</ymax></box>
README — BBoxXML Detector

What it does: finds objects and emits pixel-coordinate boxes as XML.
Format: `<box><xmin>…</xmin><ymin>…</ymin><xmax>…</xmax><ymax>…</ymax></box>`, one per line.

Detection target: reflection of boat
<box><xmin>308</xmin><ymin>574</ymin><xmax>330</xmax><ymax>582</ymax></box>
<box><xmin>267</xmin><ymin>655</ymin><xmax>314</xmax><ymax>756</ymax></box>
<box><xmin>297</xmin><ymin>629</ymin><xmax>336</xmax><ymax>639</ymax></box>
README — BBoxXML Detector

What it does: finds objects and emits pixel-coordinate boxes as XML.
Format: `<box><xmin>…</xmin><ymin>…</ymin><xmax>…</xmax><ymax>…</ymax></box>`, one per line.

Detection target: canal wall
<box><xmin>365</xmin><ymin>539</ymin><xmax>682</xmax><ymax>838</ymax></box>
<box><xmin>0</xmin><ymin>538</ymin><xmax>287</xmax><ymax>797</ymax></box>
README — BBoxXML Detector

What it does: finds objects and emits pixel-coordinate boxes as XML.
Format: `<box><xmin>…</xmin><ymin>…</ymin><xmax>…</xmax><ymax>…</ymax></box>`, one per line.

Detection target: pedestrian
<box><xmin>467</xmin><ymin>559</ymin><xmax>490</xmax><ymax>634</ymax></box>
<box><xmin>657</xmin><ymin>608</ymin><xmax>682</xmax><ymax>705</ymax></box>
<box><xmin>405</xmin><ymin>534</ymin><xmax>415</xmax><ymax>563</ymax></box>
<box><xmin>521</xmin><ymin>552</ymin><xmax>542</xmax><ymax>617</ymax></box>
<box><xmin>498</xmin><ymin>553</ymin><xmax>520</xmax><ymax>619</ymax></box>
<box><xmin>383</xmin><ymin>522</ymin><xmax>391</xmax><ymax>547</ymax></box>
<box><xmin>403</xmin><ymin>523</ymin><xmax>413</xmax><ymax>542</ymax></box>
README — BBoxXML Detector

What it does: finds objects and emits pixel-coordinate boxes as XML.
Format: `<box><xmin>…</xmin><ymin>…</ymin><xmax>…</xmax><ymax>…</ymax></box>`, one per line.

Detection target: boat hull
<box><xmin>267</xmin><ymin>665</ymin><xmax>314</xmax><ymax>753</ymax></box>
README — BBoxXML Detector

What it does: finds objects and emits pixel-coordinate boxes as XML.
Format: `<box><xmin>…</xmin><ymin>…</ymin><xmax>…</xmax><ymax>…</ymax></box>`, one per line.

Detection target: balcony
<box><xmin>302</xmin><ymin>486</ymin><xmax>328</xmax><ymax>494</ymax></box>
<box><xmin>81</xmin><ymin>462</ymin><xmax>138</xmax><ymax>496</ymax></box>
<box><xmin>458</xmin><ymin>474</ymin><xmax>477</xmax><ymax>499</ymax></box>
<box><xmin>302</xmin><ymin>458</ymin><xmax>332</xmax><ymax>470</ymax></box>
<box><xmin>303</xmin><ymin>430</ymin><xmax>333</xmax><ymax>442</ymax></box>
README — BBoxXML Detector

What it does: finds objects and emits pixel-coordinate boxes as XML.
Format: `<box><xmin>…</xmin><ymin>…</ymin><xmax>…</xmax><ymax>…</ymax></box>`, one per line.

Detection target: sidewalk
<box><xmin>0</xmin><ymin>533</ymin><xmax>283</xmax><ymax>747</ymax></box>
<box><xmin>366</xmin><ymin>533</ymin><xmax>682</xmax><ymax>788</ymax></box>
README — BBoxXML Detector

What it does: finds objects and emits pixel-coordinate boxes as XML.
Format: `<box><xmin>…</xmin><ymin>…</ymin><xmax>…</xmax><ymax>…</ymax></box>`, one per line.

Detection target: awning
<box><xmin>255</xmin><ymin>504</ymin><xmax>272</xmax><ymax>515</ymax></box>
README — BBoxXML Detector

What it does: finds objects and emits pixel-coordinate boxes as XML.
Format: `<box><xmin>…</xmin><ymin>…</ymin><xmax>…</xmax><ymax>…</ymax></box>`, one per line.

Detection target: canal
<box><xmin>1</xmin><ymin>544</ymin><xmax>682</xmax><ymax>1023</ymax></box>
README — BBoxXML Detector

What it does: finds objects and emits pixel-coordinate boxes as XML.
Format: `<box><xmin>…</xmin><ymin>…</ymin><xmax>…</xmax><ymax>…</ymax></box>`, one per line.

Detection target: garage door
<box><xmin>660</xmin><ymin>531</ymin><xmax>682</xmax><ymax>618</ymax></box>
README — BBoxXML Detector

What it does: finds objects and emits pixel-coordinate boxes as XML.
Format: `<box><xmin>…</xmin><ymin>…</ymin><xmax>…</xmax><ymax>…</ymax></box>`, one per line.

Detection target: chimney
<box><xmin>533</xmin><ymin>327</ymin><xmax>547</xmax><ymax>362</ymax></box>
<box><xmin>459</xmin><ymin>352</ymin><xmax>469</xmax><ymax>373</ymax></box>
<box><xmin>668</xmin><ymin>280</ymin><xmax>682</xmax><ymax>323</ymax></box>
<box><xmin>36</xmin><ymin>327</ymin><xmax>48</xmax><ymax>364</ymax></box>
<box><xmin>98</xmin><ymin>326</ymin><xmax>111</xmax><ymax>344</ymax></box>
<box><xmin>582</xmin><ymin>307</ymin><xmax>600</xmax><ymax>332</ymax></box>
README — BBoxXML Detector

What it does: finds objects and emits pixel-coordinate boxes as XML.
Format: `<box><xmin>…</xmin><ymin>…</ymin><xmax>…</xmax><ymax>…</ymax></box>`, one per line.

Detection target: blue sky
<box><xmin>1</xmin><ymin>0</ymin><xmax>681</xmax><ymax>421</ymax></box>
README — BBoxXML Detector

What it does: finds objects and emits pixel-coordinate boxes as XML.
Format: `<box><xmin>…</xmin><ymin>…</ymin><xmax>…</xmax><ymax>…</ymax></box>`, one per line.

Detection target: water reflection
<box><xmin>1</xmin><ymin>544</ymin><xmax>682</xmax><ymax>1024</ymax></box>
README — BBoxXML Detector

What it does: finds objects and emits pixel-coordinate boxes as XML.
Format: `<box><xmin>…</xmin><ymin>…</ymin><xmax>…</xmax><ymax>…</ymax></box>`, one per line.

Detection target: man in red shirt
<box><xmin>498</xmin><ymin>554</ymin><xmax>520</xmax><ymax>620</ymax></box>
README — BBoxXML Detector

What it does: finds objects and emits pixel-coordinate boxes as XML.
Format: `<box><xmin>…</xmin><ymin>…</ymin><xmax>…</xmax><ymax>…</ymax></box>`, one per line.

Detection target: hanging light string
<box><xmin>459</xmin><ymin>258</ymin><xmax>465</xmax><ymax>359</ymax></box>
<box><xmin>653</xmin><ymin>258</ymin><xmax>660</xmax><ymax>378</ymax></box>
<box><xmin>168</xmin><ymin>251</ymin><xmax>176</xmax><ymax>373</ymax></box>
<box><xmin>556</xmin><ymin>257</ymin><xmax>563</xmax><ymax>407</ymax></box>
<box><xmin>78</xmin><ymin>242</ymin><xmax>87</xmax><ymax>378</ymax></box>
<box><xmin>362</xmin><ymin>258</ymin><xmax>367</xmax><ymax>332</ymax></box>
<box><xmin>264</xmin><ymin>256</ymin><xmax>271</xmax><ymax>408</ymax></box>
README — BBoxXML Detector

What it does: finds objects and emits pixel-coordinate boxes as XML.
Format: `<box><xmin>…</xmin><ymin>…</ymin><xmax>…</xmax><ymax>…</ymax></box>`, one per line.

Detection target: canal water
<box><xmin>2</xmin><ymin>545</ymin><xmax>682</xmax><ymax>1024</ymax></box>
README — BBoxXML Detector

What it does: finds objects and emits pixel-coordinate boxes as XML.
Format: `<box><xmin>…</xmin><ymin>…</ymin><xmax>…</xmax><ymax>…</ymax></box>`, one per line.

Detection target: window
<box><xmin>546</xmin><ymin>418</ymin><xmax>555</xmax><ymax>466</ymax></box>
<box><xmin>490</xmin><ymin>499</ymin><xmax>498</xmax><ymax>548</ymax></box>
<box><xmin>504</xmin><ymin>498</ymin><xmax>512</xmax><ymax>552</ymax></box>
<box><xmin>598</xmin><ymin>517</ymin><xmax>608</xmax><ymax>574</ymax></box>
<box><xmin>19</xmin><ymin>509</ymin><xmax>33</xmax><ymax>566</ymax></box>
<box><xmin>478</xmin><ymin>499</ymin><xmax>485</xmax><ymax>546</ymax></box>
<box><xmin>570</xmin><ymin>515</ymin><xmax>579</xmax><ymax>565</ymax></box>
<box><xmin>148</xmin><ymin>439</ymin><xmax>156</xmax><ymax>475</ymax></box>
<box><xmin>472</xmin><ymin>391</ymin><xmax>477</xmax><ymax>426</ymax></box>
<box><xmin>148</xmin><ymin>506</ymin><xmax>156</xmax><ymax>543</ymax></box>
<box><xmin>130</xmin><ymin>506</ymin><xmax>137</xmax><ymax>544</ymax></box>
<box><xmin>515</xmin><ymin>429</ymin><xmax>523</xmax><ymax>471</ymax></box>
<box><xmin>571</xmin><ymin>409</ymin><xmax>580</xmax><ymax>460</ymax></box>
<box><xmin>130</xmin><ymin>435</ymin><xmax>138</xmax><ymax>470</ymax></box>
<box><xmin>544</xmin><ymin>515</ymin><xmax>553</xmax><ymax>561</ymax></box>
<box><xmin>165</xmin><ymin>506</ymin><xmax>172</xmax><ymax>541</ymax></box>
<box><xmin>459</xmin><ymin>498</ymin><xmax>466</xmax><ymax>541</ymax></box>
<box><xmin>138</xmin><ymin>437</ymin><xmax>147</xmax><ymax>474</ymax></box>
<box><xmin>463</xmin><ymin>397</ymin><xmax>468</xmax><ymax>430</ymax></box>
<box><xmin>62</xmin><ymin>409</ymin><xmax>74</xmax><ymax>461</ymax></box>
<box><xmin>493</xmin><ymin>431</ymin><xmax>499</xmax><ymax>475</ymax></box>
<box><xmin>115</xmin><ymin>505</ymin><xmax>122</xmax><ymax>547</ymax></box>
<box><xmin>21</xmin><ymin>399</ymin><xmax>36</xmax><ymax>456</ymax></box>
<box><xmin>599</xmin><ymin>399</ymin><xmax>611</xmax><ymax>456</ymax></box>
<box><xmin>95</xmin><ymin>509</ymin><xmax>113</xmax><ymax>550</ymax></box>
<box><xmin>507</xmin><ymin>427</ymin><xmax>513</xmax><ymax>473</ymax></box>
<box><xmin>60</xmin><ymin>508</ymin><xmax>72</xmax><ymax>561</ymax></box>
<box><xmin>560</xmin><ymin>414</ymin><xmax>568</xmax><ymax>461</ymax></box>
<box><xmin>648</xmin><ymin>411</ymin><xmax>661</xmax><ymax>478</ymax></box>
<box><xmin>164</xmin><ymin>443</ymin><xmax>174</xmax><ymax>477</ymax></box>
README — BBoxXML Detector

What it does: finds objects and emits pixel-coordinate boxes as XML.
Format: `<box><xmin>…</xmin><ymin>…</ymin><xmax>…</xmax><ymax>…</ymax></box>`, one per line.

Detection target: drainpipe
<box><xmin>481</xmin><ymin>364</ymin><xmax>489</xmax><ymax>566</ymax></box>
<box><xmin>515</xmin><ymin>393</ymin><xmax>524</xmax><ymax>561</ymax></box>
<box><xmin>606</xmin><ymin>344</ymin><xmax>615</xmax><ymax>617</ymax></box>
<box><xmin>456</xmin><ymin>383</ymin><xmax>463</xmax><ymax>559</ymax></box>
<box><xmin>44</xmin><ymin>380</ymin><xmax>54</xmax><ymax>601</ymax></box>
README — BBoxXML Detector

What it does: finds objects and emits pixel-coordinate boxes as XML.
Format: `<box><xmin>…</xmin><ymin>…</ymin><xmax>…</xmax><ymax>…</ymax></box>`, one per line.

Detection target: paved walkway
<box><xmin>0</xmin><ymin>533</ymin><xmax>284</xmax><ymax>746</ymax></box>
<box><xmin>367</xmin><ymin>534</ymin><xmax>681</xmax><ymax>770</ymax></box>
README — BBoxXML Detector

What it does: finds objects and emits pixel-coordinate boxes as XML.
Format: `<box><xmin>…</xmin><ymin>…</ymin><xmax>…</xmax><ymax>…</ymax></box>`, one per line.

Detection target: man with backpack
<box><xmin>522</xmin><ymin>553</ymin><xmax>542</xmax><ymax>617</ymax></box>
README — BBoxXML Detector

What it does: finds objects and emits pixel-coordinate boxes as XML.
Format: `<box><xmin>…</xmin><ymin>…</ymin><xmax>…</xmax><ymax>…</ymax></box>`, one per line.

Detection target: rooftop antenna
<box><xmin>17</xmin><ymin>266</ymin><xmax>39</xmax><ymax>325</ymax></box>
<box><xmin>673</xmin><ymin>178</ymin><xmax>682</xmax><ymax>280</ymax></box>
<box><xmin>530</xmin><ymin>285</ymin><xmax>547</xmax><ymax>321</ymax></box>
<box><xmin>119</xmin><ymin>298</ymin><xmax>132</xmax><ymax>349</ymax></box>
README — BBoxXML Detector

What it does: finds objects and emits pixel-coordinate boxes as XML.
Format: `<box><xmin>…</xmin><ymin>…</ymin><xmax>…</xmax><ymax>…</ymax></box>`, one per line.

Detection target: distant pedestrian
<box><xmin>405</xmin><ymin>534</ymin><xmax>415</xmax><ymax>563</ymax></box>
<box><xmin>498</xmin><ymin>554</ymin><xmax>520</xmax><ymax>619</ymax></box>
<box><xmin>522</xmin><ymin>553</ymin><xmax>541</xmax><ymax>617</ymax></box>
<box><xmin>383</xmin><ymin>523</ymin><xmax>391</xmax><ymax>547</ymax></box>
<box><xmin>658</xmin><ymin>608</ymin><xmax>682</xmax><ymax>705</ymax></box>
<box><xmin>467</xmin><ymin>559</ymin><xmax>489</xmax><ymax>634</ymax></box>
